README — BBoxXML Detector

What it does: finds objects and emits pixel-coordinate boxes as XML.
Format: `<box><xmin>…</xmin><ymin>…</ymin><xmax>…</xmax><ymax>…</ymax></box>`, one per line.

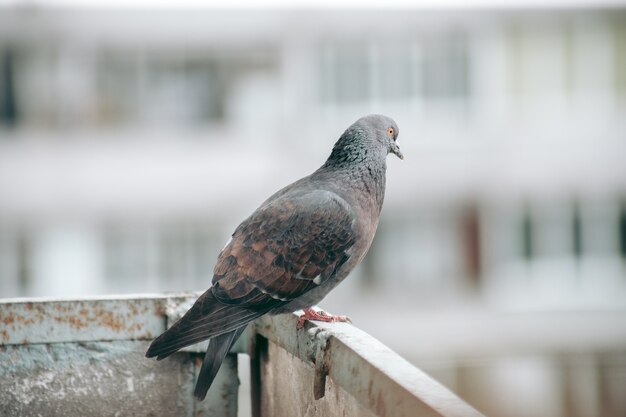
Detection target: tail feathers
<box><xmin>145</xmin><ymin>289</ymin><xmax>262</xmax><ymax>360</ymax></box>
<box><xmin>194</xmin><ymin>326</ymin><xmax>246</xmax><ymax>400</ymax></box>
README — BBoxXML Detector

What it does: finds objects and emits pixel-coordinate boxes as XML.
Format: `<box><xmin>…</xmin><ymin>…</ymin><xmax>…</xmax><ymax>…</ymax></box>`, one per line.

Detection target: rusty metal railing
<box><xmin>0</xmin><ymin>293</ymin><xmax>483</xmax><ymax>417</ymax></box>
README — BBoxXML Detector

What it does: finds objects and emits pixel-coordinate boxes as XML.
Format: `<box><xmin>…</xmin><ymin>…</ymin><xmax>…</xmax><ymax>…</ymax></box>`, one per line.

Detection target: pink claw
<box><xmin>296</xmin><ymin>307</ymin><xmax>352</xmax><ymax>329</ymax></box>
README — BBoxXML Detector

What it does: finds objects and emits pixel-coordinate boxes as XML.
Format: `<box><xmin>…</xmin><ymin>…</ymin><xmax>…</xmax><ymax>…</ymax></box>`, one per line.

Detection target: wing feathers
<box><xmin>212</xmin><ymin>190</ymin><xmax>356</xmax><ymax>307</ymax></box>
<box><xmin>194</xmin><ymin>327</ymin><xmax>246</xmax><ymax>400</ymax></box>
<box><xmin>145</xmin><ymin>289</ymin><xmax>264</xmax><ymax>360</ymax></box>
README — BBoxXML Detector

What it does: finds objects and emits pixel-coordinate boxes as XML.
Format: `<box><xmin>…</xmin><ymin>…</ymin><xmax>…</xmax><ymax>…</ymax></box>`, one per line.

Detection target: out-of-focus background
<box><xmin>1</xmin><ymin>2</ymin><xmax>625</xmax><ymax>416</ymax></box>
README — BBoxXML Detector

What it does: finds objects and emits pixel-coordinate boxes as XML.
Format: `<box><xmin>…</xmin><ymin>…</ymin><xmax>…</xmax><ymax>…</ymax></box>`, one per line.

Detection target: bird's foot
<box><xmin>296</xmin><ymin>307</ymin><xmax>352</xmax><ymax>330</ymax></box>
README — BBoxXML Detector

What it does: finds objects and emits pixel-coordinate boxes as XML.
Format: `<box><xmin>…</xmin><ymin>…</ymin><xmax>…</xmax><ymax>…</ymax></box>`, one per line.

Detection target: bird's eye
<box><xmin>387</xmin><ymin>127</ymin><xmax>395</xmax><ymax>137</ymax></box>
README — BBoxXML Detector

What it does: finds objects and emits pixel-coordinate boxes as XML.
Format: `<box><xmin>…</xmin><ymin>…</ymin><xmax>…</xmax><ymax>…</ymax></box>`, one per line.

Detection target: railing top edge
<box><xmin>0</xmin><ymin>292</ymin><xmax>202</xmax><ymax>346</ymax></box>
<box><xmin>0</xmin><ymin>291</ymin><xmax>203</xmax><ymax>306</ymax></box>
<box><xmin>254</xmin><ymin>311</ymin><xmax>485</xmax><ymax>417</ymax></box>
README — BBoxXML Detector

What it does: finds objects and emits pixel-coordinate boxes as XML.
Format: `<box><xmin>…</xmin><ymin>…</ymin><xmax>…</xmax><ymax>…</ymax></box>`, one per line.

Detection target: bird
<box><xmin>145</xmin><ymin>114</ymin><xmax>403</xmax><ymax>400</ymax></box>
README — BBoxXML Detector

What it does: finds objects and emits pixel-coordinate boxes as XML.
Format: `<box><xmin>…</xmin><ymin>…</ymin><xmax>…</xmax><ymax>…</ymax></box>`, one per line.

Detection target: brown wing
<box><xmin>211</xmin><ymin>189</ymin><xmax>356</xmax><ymax>309</ymax></box>
<box><xmin>145</xmin><ymin>190</ymin><xmax>356</xmax><ymax>361</ymax></box>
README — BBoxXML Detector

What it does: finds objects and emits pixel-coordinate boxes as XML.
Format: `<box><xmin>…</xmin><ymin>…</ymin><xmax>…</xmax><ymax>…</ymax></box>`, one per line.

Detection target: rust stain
<box><xmin>33</xmin><ymin>303</ymin><xmax>46</xmax><ymax>315</ymax></box>
<box><xmin>376</xmin><ymin>389</ymin><xmax>386</xmax><ymax>416</ymax></box>
<box><xmin>44</xmin><ymin>304</ymin><xmax>135</xmax><ymax>332</ymax></box>
<box><xmin>96</xmin><ymin>309</ymin><xmax>125</xmax><ymax>332</ymax></box>
<box><xmin>53</xmin><ymin>315</ymin><xmax>88</xmax><ymax>329</ymax></box>
<box><xmin>53</xmin><ymin>303</ymin><xmax>69</xmax><ymax>313</ymax></box>
<box><xmin>3</xmin><ymin>299</ymin><xmax>162</xmax><ymax>342</ymax></box>
<box><xmin>366</xmin><ymin>380</ymin><xmax>387</xmax><ymax>417</ymax></box>
<box><xmin>2</xmin><ymin>314</ymin><xmax>15</xmax><ymax>325</ymax></box>
<box><xmin>68</xmin><ymin>316</ymin><xmax>87</xmax><ymax>328</ymax></box>
<box><xmin>128</xmin><ymin>302</ymin><xmax>143</xmax><ymax>317</ymax></box>
<box><xmin>21</xmin><ymin>337</ymin><xmax>29</xmax><ymax>345</ymax></box>
<box><xmin>9</xmin><ymin>314</ymin><xmax>35</xmax><ymax>326</ymax></box>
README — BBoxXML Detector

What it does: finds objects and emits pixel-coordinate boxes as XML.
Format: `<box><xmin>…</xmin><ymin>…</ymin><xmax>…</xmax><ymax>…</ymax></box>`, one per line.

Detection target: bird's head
<box><xmin>325</xmin><ymin>114</ymin><xmax>403</xmax><ymax>167</ymax></box>
<box><xmin>358</xmin><ymin>114</ymin><xmax>403</xmax><ymax>160</ymax></box>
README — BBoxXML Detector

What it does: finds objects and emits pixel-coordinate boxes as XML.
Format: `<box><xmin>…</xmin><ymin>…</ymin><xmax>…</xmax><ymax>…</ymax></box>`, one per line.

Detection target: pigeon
<box><xmin>145</xmin><ymin>114</ymin><xmax>402</xmax><ymax>400</ymax></box>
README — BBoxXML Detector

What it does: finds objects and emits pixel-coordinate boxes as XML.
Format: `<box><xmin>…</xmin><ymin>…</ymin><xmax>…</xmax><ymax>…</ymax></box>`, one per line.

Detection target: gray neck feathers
<box><xmin>319</xmin><ymin>126</ymin><xmax>387</xmax><ymax>212</ymax></box>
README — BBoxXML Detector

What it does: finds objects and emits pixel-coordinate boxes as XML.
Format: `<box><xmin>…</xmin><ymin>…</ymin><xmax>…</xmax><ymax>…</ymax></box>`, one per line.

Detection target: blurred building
<box><xmin>0</xmin><ymin>6</ymin><xmax>625</xmax><ymax>417</ymax></box>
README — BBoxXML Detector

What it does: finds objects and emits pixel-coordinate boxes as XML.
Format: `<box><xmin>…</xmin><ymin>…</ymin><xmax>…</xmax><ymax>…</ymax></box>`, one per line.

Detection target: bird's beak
<box><xmin>390</xmin><ymin>141</ymin><xmax>404</xmax><ymax>160</ymax></box>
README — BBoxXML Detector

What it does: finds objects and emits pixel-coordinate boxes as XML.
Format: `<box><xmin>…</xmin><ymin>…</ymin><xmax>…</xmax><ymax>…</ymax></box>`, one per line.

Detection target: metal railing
<box><xmin>0</xmin><ymin>293</ymin><xmax>484</xmax><ymax>417</ymax></box>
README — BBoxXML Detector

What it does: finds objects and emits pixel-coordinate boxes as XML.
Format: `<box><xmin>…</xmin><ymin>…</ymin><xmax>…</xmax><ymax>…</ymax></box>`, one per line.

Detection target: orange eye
<box><xmin>387</xmin><ymin>127</ymin><xmax>395</xmax><ymax>137</ymax></box>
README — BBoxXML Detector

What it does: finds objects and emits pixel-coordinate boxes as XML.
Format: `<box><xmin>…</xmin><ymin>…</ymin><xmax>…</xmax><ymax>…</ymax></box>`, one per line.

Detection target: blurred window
<box><xmin>572</xmin><ymin>203</ymin><xmax>583</xmax><ymax>259</ymax></box>
<box><xmin>0</xmin><ymin>48</ymin><xmax>19</xmax><ymax>128</ymax></box>
<box><xmin>521</xmin><ymin>206</ymin><xmax>534</xmax><ymax>261</ymax></box>
<box><xmin>0</xmin><ymin>227</ymin><xmax>32</xmax><ymax>297</ymax></box>
<box><xmin>0</xmin><ymin>226</ymin><xmax>27</xmax><ymax>297</ymax></box>
<box><xmin>613</xmin><ymin>18</ymin><xmax>626</xmax><ymax>98</ymax></box>
<box><xmin>461</xmin><ymin>205</ymin><xmax>482</xmax><ymax>286</ymax></box>
<box><xmin>321</xmin><ymin>42</ymin><xmax>371</xmax><ymax>103</ymax></box>
<box><xmin>103</xmin><ymin>222</ymin><xmax>219</xmax><ymax>293</ymax></box>
<box><xmin>96</xmin><ymin>53</ymin><xmax>140</xmax><ymax>125</ymax></box>
<box><xmin>103</xmin><ymin>225</ymin><xmax>151</xmax><ymax>287</ymax></box>
<box><xmin>96</xmin><ymin>52</ymin><xmax>224</xmax><ymax>128</ymax></box>
<box><xmin>618</xmin><ymin>202</ymin><xmax>626</xmax><ymax>260</ymax></box>
<box><xmin>375</xmin><ymin>41</ymin><xmax>416</xmax><ymax>100</ymax></box>
<box><xmin>421</xmin><ymin>34</ymin><xmax>470</xmax><ymax>99</ymax></box>
<box><xmin>520</xmin><ymin>203</ymin><xmax>586</xmax><ymax>263</ymax></box>
<box><xmin>320</xmin><ymin>36</ymin><xmax>469</xmax><ymax>105</ymax></box>
<box><xmin>156</xmin><ymin>223</ymin><xmax>216</xmax><ymax>288</ymax></box>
